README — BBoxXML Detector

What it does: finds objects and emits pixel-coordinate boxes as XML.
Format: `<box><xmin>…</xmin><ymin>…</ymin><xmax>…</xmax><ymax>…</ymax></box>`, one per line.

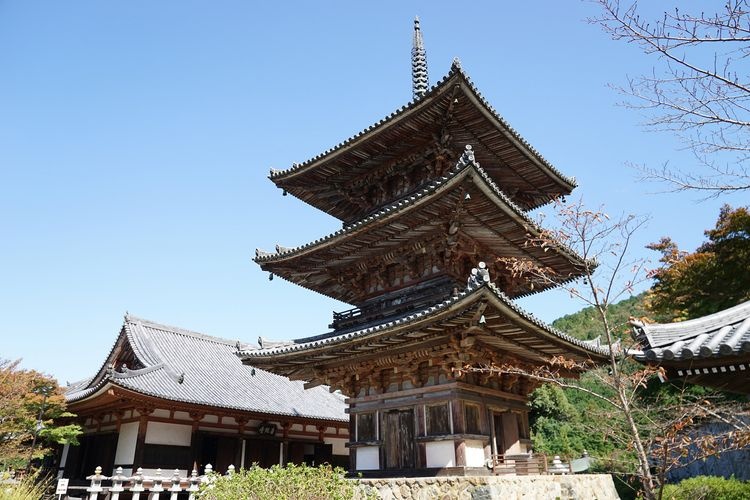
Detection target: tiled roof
<box><xmin>238</xmin><ymin>281</ymin><xmax>611</xmax><ymax>361</ymax></box>
<box><xmin>256</xmin><ymin>146</ymin><xmax>589</xmax><ymax>274</ymax></box>
<box><xmin>269</xmin><ymin>60</ymin><xmax>576</xmax><ymax>192</ymax></box>
<box><xmin>66</xmin><ymin>315</ymin><xmax>347</xmax><ymax>422</ymax></box>
<box><xmin>631</xmin><ymin>300</ymin><xmax>750</xmax><ymax>362</ymax></box>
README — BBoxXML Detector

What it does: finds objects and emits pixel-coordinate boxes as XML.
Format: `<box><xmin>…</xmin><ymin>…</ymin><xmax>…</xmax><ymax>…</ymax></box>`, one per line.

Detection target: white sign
<box><xmin>55</xmin><ymin>478</ymin><xmax>69</xmax><ymax>495</ymax></box>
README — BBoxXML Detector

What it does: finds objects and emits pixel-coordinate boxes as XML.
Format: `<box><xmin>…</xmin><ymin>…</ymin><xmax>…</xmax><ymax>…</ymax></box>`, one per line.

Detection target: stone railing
<box><xmin>77</xmin><ymin>463</ymin><xmax>232</xmax><ymax>500</ymax></box>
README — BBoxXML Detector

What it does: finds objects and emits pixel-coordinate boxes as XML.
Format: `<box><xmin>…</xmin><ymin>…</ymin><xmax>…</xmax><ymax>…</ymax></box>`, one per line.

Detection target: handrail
<box><xmin>77</xmin><ymin>463</ymin><xmax>230</xmax><ymax>500</ymax></box>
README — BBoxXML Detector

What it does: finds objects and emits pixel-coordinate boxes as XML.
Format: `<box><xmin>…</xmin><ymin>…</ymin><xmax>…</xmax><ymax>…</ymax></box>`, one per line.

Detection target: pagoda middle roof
<box><xmin>269</xmin><ymin>61</ymin><xmax>577</xmax><ymax>220</ymax></box>
<box><xmin>255</xmin><ymin>146</ymin><xmax>588</xmax><ymax>304</ymax></box>
<box><xmin>237</xmin><ymin>280</ymin><xmax>609</xmax><ymax>378</ymax></box>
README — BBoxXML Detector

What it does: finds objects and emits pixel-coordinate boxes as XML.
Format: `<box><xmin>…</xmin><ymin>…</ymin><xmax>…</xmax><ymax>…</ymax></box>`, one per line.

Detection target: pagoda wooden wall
<box><xmin>346</xmin><ymin>378</ymin><xmax>531</xmax><ymax>476</ymax></box>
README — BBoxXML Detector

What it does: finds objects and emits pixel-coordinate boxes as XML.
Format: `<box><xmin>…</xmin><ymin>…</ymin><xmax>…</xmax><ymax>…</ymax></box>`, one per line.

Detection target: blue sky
<box><xmin>2</xmin><ymin>1</ymin><xmax>745</xmax><ymax>385</ymax></box>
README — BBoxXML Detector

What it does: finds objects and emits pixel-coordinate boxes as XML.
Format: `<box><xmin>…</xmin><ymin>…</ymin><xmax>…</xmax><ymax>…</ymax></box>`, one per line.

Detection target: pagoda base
<box><xmin>349</xmin><ymin>466</ymin><xmax>490</xmax><ymax>478</ymax></box>
<box><xmin>346</xmin><ymin>379</ymin><xmax>533</xmax><ymax>477</ymax></box>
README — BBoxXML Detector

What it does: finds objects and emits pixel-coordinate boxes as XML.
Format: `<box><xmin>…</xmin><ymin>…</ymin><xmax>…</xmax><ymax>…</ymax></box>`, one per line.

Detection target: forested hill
<box><xmin>551</xmin><ymin>293</ymin><xmax>648</xmax><ymax>341</ymax></box>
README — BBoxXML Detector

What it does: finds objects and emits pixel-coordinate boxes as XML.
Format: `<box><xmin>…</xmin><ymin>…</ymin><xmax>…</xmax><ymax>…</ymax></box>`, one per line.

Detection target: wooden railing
<box><xmin>491</xmin><ymin>453</ymin><xmax>548</xmax><ymax>475</ymax></box>
<box><xmin>490</xmin><ymin>453</ymin><xmax>581</xmax><ymax>475</ymax></box>
<box><xmin>73</xmin><ymin>463</ymin><xmax>231</xmax><ymax>500</ymax></box>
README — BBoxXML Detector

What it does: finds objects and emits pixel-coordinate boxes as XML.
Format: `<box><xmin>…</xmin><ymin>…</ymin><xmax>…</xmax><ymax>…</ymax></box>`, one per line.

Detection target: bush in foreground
<box><xmin>0</xmin><ymin>473</ymin><xmax>49</xmax><ymax>500</ymax></box>
<box><xmin>197</xmin><ymin>463</ymin><xmax>358</xmax><ymax>500</ymax></box>
<box><xmin>661</xmin><ymin>476</ymin><xmax>750</xmax><ymax>500</ymax></box>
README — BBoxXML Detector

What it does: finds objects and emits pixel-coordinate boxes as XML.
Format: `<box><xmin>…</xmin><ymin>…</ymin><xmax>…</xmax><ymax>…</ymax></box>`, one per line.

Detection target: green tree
<box><xmin>0</xmin><ymin>359</ymin><xmax>81</xmax><ymax>470</ymax></box>
<box><xmin>647</xmin><ymin>205</ymin><xmax>750</xmax><ymax>321</ymax></box>
<box><xmin>552</xmin><ymin>293</ymin><xmax>648</xmax><ymax>341</ymax></box>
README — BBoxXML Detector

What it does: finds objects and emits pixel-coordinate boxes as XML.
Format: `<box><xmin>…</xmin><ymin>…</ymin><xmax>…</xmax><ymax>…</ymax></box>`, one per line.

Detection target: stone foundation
<box><xmin>356</xmin><ymin>474</ymin><xmax>619</xmax><ymax>500</ymax></box>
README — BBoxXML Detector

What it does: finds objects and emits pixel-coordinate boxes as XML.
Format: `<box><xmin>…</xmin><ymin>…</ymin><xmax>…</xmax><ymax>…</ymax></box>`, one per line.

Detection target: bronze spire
<box><xmin>412</xmin><ymin>16</ymin><xmax>429</xmax><ymax>100</ymax></box>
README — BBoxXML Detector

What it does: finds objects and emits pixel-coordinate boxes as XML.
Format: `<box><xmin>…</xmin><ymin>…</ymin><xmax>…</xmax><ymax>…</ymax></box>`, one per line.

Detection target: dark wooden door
<box><xmin>199</xmin><ymin>434</ymin><xmax>238</xmax><ymax>474</ymax></box>
<box><xmin>384</xmin><ymin>409</ymin><xmax>415</xmax><ymax>469</ymax></box>
<box><xmin>245</xmin><ymin>438</ymin><xmax>279</xmax><ymax>468</ymax></box>
<box><xmin>493</xmin><ymin>413</ymin><xmax>505</xmax><ymax>455</ymax></box>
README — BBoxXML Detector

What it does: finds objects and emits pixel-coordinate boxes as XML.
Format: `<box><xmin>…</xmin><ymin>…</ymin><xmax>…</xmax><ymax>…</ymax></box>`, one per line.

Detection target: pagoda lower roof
<box><xmin>237</xmin><ymin>281</ymin><xmax>609</xmax><ymax>379</ymax></box>
<box><xmin>255</xmin><ymin>146</ymin><xmax>588</xmax><ymax>304</ymax></box>
<box><xmin>269</xmin><ymin>61</ymin><xmax>576</xmax><ymax>220</ymax></box>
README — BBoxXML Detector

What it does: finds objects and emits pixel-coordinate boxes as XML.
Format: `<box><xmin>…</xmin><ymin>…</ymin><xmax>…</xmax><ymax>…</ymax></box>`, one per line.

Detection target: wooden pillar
<box><xmin>132</xmin><ymin>407</ymin><xmax>153</xmax><ymax>469</ymax></box>
<box><xmin>189</xmin><ymin>412</ymin><xmax>204</xmax><ymax>471</ymax></box>
<box><xmin>452</xmin><ymin>400</ymin><xmax>466</xmax><ymax>467</ymax></box>
<box><xmin>415</xmin><ymin>404</ymin><xmax>426</xmax><ymax>468</ymax></box>
<box><xmin>348</xmin><ymin>413</ymin><xmax>356</xmax><ymax>472</ymax></box>
<box><xmin>281</xmin><ymin>422</ymin><xmax>291</xmax><ymax>466</ymax></box>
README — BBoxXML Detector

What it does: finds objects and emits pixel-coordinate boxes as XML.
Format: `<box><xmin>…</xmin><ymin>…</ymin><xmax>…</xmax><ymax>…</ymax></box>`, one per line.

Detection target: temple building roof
<box><xmin>269</xmin><ymin>60</ymin><xmax>576</xmax><ymax>221</ymax></box>
<box><xmin>630</xmin><ymin>300</ymin><xmax>750</xmax><ymax>394</ymax></box>
<box><xmin>256</xmin><ymin>146</ymin><xmax>588</xmax><ymax>304</ymax></box>
<box><xmin>238</xmin><ymin>280</ymin><xmax>610</xmax><ymax>382</ymax></box>
<box><xmin>66</xmin><ymin>315</ymin><xmax>347</xmax><ymax>422</ymax></box>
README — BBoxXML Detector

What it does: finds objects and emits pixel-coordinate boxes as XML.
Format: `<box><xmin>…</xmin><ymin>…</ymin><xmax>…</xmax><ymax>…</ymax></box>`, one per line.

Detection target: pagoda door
<box><xmin>493</xmin><ymin>412</ymin><xmax>521</xmax><ymax>455</ymax></box>
<box><xmin>383</xmin><ymin>409</ymin><xmax>415</xmax><ymax>469</ymax></box>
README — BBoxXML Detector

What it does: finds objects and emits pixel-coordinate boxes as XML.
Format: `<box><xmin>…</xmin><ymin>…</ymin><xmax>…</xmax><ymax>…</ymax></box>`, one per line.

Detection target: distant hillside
<box><xmin>551</xmin><ymin>293</ymin><xmax>648</xmax><ymax>341</ymax></box>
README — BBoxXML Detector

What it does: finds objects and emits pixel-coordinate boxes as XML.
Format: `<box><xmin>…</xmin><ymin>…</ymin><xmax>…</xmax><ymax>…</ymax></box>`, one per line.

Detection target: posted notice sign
<box><xmin>55</xmin><ymin>478</ymin><xmax>69</xmax><ymax>495</ymax></box>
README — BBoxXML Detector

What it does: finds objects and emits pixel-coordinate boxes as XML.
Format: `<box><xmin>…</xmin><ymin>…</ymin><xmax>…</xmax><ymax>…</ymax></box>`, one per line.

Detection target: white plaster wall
<box><xmin>325</xmin><ymin>437</ymin><xmax>348</xmax><ymax>456</ymax></box>
<box><xmin>201</xmin><ymin>415</ymin><xmax>219</xmax><ymax>424</ymax></box>
<box><xmin>152</xmin><ymin>409</ymin><xmax>171</xmax><ymax>418</ymax></box>
<box><xmin>223</xmin><ymin>416</ymin><xmax>237</xmax><ymax>426</ymax></box>
<box><xmin>356</xmin><ymin>447</ymin><xmax>380</xmax><ymax>470</ymax></box>
<box><xmin>145</xmin><ymin>422</ymin><xmax>192</xmax><ymax>446</ymax></box>
<box><xmin>173</xmin><ymin>411</ymin><xmax>190</xmax><ymax>421</ymax></box>
<box><xmin>426</xmin><ymin>441</ymin><xmax>455</xmax><ymax>468</ymax></box>
<box><xmin>114</xmin><ymin>422</ymin><xmax>139</xmax><ymax>465</ymax></box>
<box><xmin>465</xmin><ymin>440</ymin><xmax>485</xmax><ymax>467</ymax></box>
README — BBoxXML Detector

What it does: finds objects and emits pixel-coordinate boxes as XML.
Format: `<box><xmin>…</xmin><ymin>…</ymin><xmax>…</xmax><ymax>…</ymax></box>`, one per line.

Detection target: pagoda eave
<box><xmin>256</xmin><ymin>154</ymin><xmax>588</xmax><ymax>305</ymax></box>
<box><xmin>238</xmin><ymin>283</ymin><xmax>608</xmax><ymax>387</ymax></box>
<box><xmin>270</xmin><ymin>66</ymin><xmax>576</xmax><ymax>220</ymax></box>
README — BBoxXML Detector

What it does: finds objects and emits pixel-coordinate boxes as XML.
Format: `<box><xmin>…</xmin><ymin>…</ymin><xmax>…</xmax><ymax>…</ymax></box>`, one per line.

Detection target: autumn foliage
<box><xmin>647</xmin><ymin>205</ymin><xmax>750</xmax><ymax>321</ymax></box>
<box><xmin>0</xmin><ymin>359</ymin><xmax>81</xmax><ymax>470</ymax></box>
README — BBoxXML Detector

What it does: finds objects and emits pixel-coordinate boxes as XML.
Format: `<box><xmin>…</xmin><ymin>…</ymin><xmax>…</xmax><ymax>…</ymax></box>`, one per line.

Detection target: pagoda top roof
<box><xmin>237</xmin><ymin>280</ymin><xmax>610</xmax><ymax>373</ymax></box>
<box><xmin>255</xmin><ymin>146</ymin><xmax>589</xmax><ymax>302</ymax></box>
<box><xmin>269</xmin><ymin>60</ymin><xmax>577</xmax><ymax>217</ymax></box>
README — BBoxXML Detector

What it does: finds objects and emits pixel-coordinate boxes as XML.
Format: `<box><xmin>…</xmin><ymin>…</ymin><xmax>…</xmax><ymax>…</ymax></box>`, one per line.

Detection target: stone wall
<box><xmin>356</xmin><ymin>474</ymin><xmax>619</xmax><ymax>500</ymax></box>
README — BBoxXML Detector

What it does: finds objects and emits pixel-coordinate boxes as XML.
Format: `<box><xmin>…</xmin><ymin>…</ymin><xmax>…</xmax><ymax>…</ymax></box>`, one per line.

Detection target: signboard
<box><xmin>55</xmin><ymin>478</ymin><xmax>69</xmax><ymax>495</ymax></box>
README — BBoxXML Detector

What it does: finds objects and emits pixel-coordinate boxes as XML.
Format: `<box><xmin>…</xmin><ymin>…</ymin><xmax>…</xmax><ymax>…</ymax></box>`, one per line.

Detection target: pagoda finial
<box><xmin>412</xmin><ymin>16</ymin><xmax>429</xmax><ymax>100</ymax></box>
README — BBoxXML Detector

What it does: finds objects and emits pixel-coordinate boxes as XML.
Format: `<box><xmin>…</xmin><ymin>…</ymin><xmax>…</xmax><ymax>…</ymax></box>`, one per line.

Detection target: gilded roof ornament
<box><xmin>412</xmin><ymin>16</ymin><xmax>429</xmax><ymax>100</ymax></box>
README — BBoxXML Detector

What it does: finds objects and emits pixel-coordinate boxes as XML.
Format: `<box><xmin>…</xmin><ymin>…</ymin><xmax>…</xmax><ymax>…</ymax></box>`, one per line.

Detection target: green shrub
<box><xmin>661</xmin><ymin>476</ymin><xmax>750</xmax><ymax>500</ymax></box>
<box><xmin>0</xmin><ymin>473</ymin><xmax>49</xmax><ymax>500</ymax></box>
<box><xmin>197</xmin><ymin>463</ymin><xmax>358</xmax><ymax>500</ymax></box>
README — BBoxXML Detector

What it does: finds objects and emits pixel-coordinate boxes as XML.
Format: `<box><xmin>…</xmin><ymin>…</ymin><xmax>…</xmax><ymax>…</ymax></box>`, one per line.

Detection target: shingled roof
<box><xmin>238</xmin><ymin>281</ymin><xmax>610</xmax><ymax>379</ymax></box>
<box><xmin>269</xmin><ymin>60</ymin><xmax>577</xmax><ymax>220</ymax></box>
<box><xmin>256</xmin><ymin>146</ymin><xmax>590</xmax><ymax>303</ymax></box>
<box><xmin>629</xmin><ymin>300</ymin><xmax>750</xmax><ymax>394</ymax></box>
<box><xmin>66</xmin><ymin>315</ymin><xmax>347</xmax><ymax>422</ymax></box>
<box><xmin>631</xmin><ymin>300</ymin><xmax>750</xmax><ymax>363</ymax></box>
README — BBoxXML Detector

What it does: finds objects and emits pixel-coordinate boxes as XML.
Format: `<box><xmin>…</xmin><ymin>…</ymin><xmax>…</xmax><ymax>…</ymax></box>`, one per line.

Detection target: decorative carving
<box><xmin>467</xmin><ymin>262</ymin><xmax>491</xmax><ymax>288</ymax></box>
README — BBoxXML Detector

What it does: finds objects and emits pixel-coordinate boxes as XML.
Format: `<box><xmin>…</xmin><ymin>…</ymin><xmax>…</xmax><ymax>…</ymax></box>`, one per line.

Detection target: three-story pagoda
<box><xmin>240</xmin><ymin>19</ymin><xmax>608</xmax><ymax>476</ymax></box>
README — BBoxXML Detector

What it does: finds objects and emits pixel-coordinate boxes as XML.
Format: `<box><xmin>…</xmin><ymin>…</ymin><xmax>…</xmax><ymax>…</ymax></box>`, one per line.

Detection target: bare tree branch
<box><xmin>591</xmin><ymin>0</ymin><xmax>750</xmax><ymax>193</ymax></box>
